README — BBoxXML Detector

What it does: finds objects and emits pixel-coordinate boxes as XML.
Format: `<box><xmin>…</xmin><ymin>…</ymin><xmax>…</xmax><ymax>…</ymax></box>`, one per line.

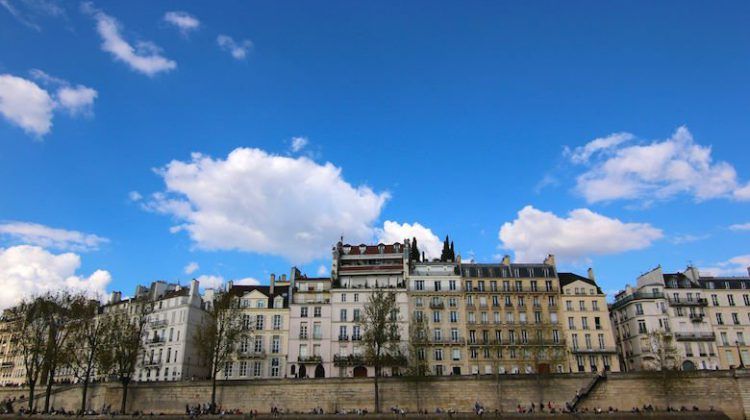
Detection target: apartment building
<box><xmin>0</xmin><ymin>309</ymin><xmax>21</xmax><ymax>385</ymax></box>
<box><xmin>610</xmin><ymin>266</ymin><xmax>719</xmax><ymax>371</ymax></box>
<box><xmin>329</xmin><ymin>241</ymin><xmax>410</xmax><ymax>378</ymax></box>
<box><xmin>694</xmin><ymin>268</ymin><xmax>750</xmax><ymax>369</ymax></box>
<box><xmin>287</xmin><ymin>269</ymin><xmax>333</xmax><ymax>379</ymax></box>
<box><xmin>102</xmin><ymin>279</ymin><xmax>211</xmax><ymax>382</ymax></box>
<box><xmin>218</xmin><ymin>276</ymin><xmax>290</xmax><ymax>380</ymax></box>
<box><xmin>460</xmin><ymin>255</ymin><xmax>565</xmax><ymax>375</ymax></box>
<box><xmin>407</xmin><ymin>261</ymin><xmax>466</xmax><ymax>376</ymax></box>
<box><xmin>558</xmin><ymin>270</ymin><xmax>620</xmax><ymax>373</ymax></box>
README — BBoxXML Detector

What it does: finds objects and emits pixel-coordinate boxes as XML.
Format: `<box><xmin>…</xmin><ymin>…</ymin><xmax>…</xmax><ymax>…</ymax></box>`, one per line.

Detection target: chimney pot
<box><xmin>270</xmin><ymin>273</ymin><xmax>276</xmax><ymax>283</ymax></box>
<box><xmin>587</xmin><ymin>267</ymin><xmax>595</xmax><ymax>281</ymax></box>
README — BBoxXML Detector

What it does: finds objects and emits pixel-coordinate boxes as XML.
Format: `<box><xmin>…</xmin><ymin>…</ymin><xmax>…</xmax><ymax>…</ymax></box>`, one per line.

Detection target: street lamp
<box><xmin>735</xmin><ymin>340</ymin><xmax>745</xmax><ymax>369</ymax></box>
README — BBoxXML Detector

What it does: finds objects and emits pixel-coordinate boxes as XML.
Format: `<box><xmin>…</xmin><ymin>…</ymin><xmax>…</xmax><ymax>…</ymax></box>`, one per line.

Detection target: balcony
<box><xmin>674</xmin><ymin>332</ymin><xmax>716</xmax><ymax>341</ymax></box>
<box><xmin>298</xmin><ymin>355</ymin><xmax>322</xmax><ymax>363</ymax></box>
<box><xmin>689</xmin><ymin>313</ymin><xmax>705</xmax><ymax>323</ymax></box>
<box><xmin>334</xmin><ymin>354</ymin><xmax>364</xmax><ymax>366</ymax></box>
<box><xmin>298</xmin><ymin>333</ymin><xmax>308</xmax><ymax>339</ymax></box>
<box><xmin>611</xmin><ymin>291</ymin><xmax>665</xmax><ymax>310</ymax></box>
<box><xmin>237</xmin><ymin>350</ymin><xmax>266</xmax><ymax>359</ymax></box>
<box><xmin>142</xmin><ymin>359</ymin><xmax>162</xmax><ymax>368</ymax></box>
<box><xmin>668</xmin><ymin>297</ymin><xmax>708</xmax><ymax>307</ymax></box>
<box><xmin>150</xmin><ymin>319</ymin><xmax>168</xmax><ymax>327</ymax></box>
<box><xmin>429</xmin><ymin>302</ymin><xmax>445</xmax><ymax>310</ymax></box>
<box><xmin>351</xmin><ymin>335</ymin><xmax>363</xmax><ymax>341</ymax></box>
<box><xmin>338</xmin><ymin>335</ymin><xmax>349</xmax><ymax>341</ymax></box>
<box><xmin>146</xmin><ymin>337</ymin><xmax>165</xmax><ymax>346</ymax></box>
<box><xmin>571</xmin><ymin>347</ymin><xmax>618</xmax><ymax>354</ymax></box>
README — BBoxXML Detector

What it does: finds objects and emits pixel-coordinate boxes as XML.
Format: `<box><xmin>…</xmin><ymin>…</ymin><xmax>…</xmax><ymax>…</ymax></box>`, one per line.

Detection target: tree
<box><xmin>358</xmin><ymin>289</ymin><xmax>403</xmax><ymax>413</ymax></box>
<box><xmin>40</xmin><ymin>292</ymin><xmax>77</xmax><ymax>413</ymax></box>
<box><xmin>440</xmin><ymin>236</ymin><xmax>451</xmax><ymax>262</ymax></box>
<box><xmin>64</xmin><ymin>296</ymin><xmax>107</xmax><ymax>413</ymax></box>
<box><xmin>12</xmin><ymin>296</ymin><xmax>50</xmax><ymax>412</ymax></box>
<box><xmin>409</xmin><ymin>237</ymin><xmax>420</xmax><ymax>262</ymax></box>
<box><xmin>98</xmin><ymin>299</ymin><xmax>151</xmax><ymax>414</ymax></box>
<box><xmin>405</xmin><ymin>318</ymin><xmax>430</xmax><ymax>412</ymax></box>
<box><xmin>527</xmin><ymin>325</ymin><xmax>566</xmax><ymax>408</ymax></box>
<box><xmin>193</xmin><ymin>291</ymin><xmax>245</xmax><ymax>413</ymax></box>
<box><xmin>644</xmin><ymin>331</ymin><xmax>684</xmax><ymax>407</ymax></box>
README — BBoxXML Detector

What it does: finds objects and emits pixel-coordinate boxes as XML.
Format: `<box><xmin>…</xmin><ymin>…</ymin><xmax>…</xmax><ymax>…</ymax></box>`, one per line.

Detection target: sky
<box><xmin>1</xmin><ymin>0</ymin><xmax>749</xmax><ymax>308</ymax></box>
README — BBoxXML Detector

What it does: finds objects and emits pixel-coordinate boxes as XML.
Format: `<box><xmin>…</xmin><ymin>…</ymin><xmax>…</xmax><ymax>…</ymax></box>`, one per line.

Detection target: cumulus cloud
<box><xmin>0</xmin><ymin>221</ymin><xmax>108</xmax><ymax>252</ymax></box>
<box><xmin>196</xmin><ymin>274</ymin><xmax>260</xmax><ymax>289</ymax></box>
<box><xmin>145</xmin><ymin>148</ymin><xmax>389</xmax><ymax>263</ymax></box>
<box><xmin>0</xmin><ymin>245</ymin><xmax>111</xmax><ymax>309</ymax></box>
<box><xmin>702</xmin><ymin>255</ymin><xmax>750</xmax><ymax>277</ymax></box>
<box><xmin>163</xmin><ymin>11</ymin><xmax>199</xmax><ymax>35</ymax></box>
<box><xmin>56</xmin><ymin>85</ymin><xmax>97</xmax><ymax>116</ymax></box>
<box><xmin>317</xmin><ymin>265</ymin><xmax>328</xmax><ymax>276</ymax></box>
<box><xmin>217</xmin><ymin>34</ymin><xmax>253</xmax><ymax>60</ymax></box>
<box><xmin>730</xmin><ymin>223</ymin><xmax>750</xmax><ymax>232</ymax></box>
<box><xmin>0</xmin><ymin>74</ymin><xmax>55</xmax><ymax>136</ymax></box>
<box><xmin>290</xmin><ymin>136</ymin><xmax>309</xmax><ymax>153</ymax></box>
<box><xmin>82</xmin><ymin>2</ymin><xmax>176</xmax><ymax>76</ymax></box>
<box><xmin>570</xmin><ymin>126</ymin><xmax>750</xmax><ymax>203</ymax></box>
<box><xmin>498</xmin><ymin>205</ymin><xmax>663</xmax><ymax>262</ymax></box>
<box><xmin>128</xmin><ymin>191</ymin><xmax>143</xmax><ymax>201</ymax></box>
<box><xmin>376</xmin><ymin>221</ymin><xmax>442</xmax><ymax>259</ymax></box>
<box><xmin>184</xmin><ymin>261</ymin><xmax>199</xmax><ymax>275</ymax></box>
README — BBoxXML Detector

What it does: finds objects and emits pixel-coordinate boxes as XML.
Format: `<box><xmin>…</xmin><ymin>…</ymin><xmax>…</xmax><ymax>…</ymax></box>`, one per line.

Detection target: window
<box><xmin>314</xmin><ymin>307</ymin><xmax>322</xmax><ymax>317</ymax></box>
<box><xmin>466</xmin><ymin>281</ymin><xmax>473</xmax><ymax>291</ymax></box>
<box><xmin>254</xmin><ymin>336</ymin><xmax>264</xmax><ymax>353</ymax></box>
<box><xmin>449</xmin><ymin>311</ymin><xmax>458</xmax><ymax>323</ymax></box>
<box><xmin>415</xmin><ymin>310</ymin><xmax>423</xmax><ymax>322</ymax></box>
<box><xmin>733</xmin><ymin>313</ymin><xmax>740</xmax><ymax>325</ymax></box>
<box><xmin>534</xmin><ymin>311</ymin><xmax>542</xmax><ymax>324</ymax></box>
<box><xmin>717</xmin><ymin>313</ymin><xmax>724</xmax><ymax>325</ymax></box>
<box><xmin>572</xmin><ymin>333</ymin><xmax>579</xmax><ymax>350</ymax></box>
<box><xmin>434</xmin><ymin>281</ymin><xmax>442</xmax><ymax>291</ymax></box>
<box><xmin>638</xmin><ymin>320</ymin><xmax>647</xmax><ymax>334</ymax></box>
<box><xmin>448</xmin><ymin>297</ymin><xmax>457</xmax><ymax>307</ymax></box>
<box><xmin>354</xmin><ymin>294</ymin><xmax>359</xmax><ymax>302</ymax></box>
<box><xmin>273</xmin><ymin>315</ymin><xmax>282</xmax><ymax>330</ymax></box>
<box><xmin>253</xmin><ymin>361</ymin><xmax>262</xmax><ymax>377</ymax></box>
<box><xmin>313</xmin><ymin>323</ymin><xmax>322</xmax><ymax>339</ymax></box>
<box><xmin>301</xmin><ymin>307</ymin><xmax>308</xmax><ymax>318</ymax></box>
<box><xmin>452</xmin><ymin>348</ymin><xmax>461</xmax><ymax>361</ymax></box>
<box><xmin>451</xmin><ymin>328</ymin><xmax>459</xmax><ymax>342</ymax></box>
<box><xmin>299</xmin><ymin>323</ymin><xmax>308</xmax><ymax>339</ymax></box>
<box><xmin>581</xmin><ymin>317</ymin><xmax>589</xmax><ymax>330</ymax></box>
<box><xmin>256</xmin><ymin>315</ymin><xmax>265</xmax><ymax>330</ymax></box>
<box><xmin>592</xmin><ymin>301</ymin><xmax>599</xmax><ymax>311</ymax></box>
<box><xmin>584</xmin><ymin>334</ymin><xmax>592</xmax><ymax>350</ymax></box>
<box><xmin>729</xmin><ymin>295</ymin><xmax>736</xmax><ymax>306</ymax></box>
<box><xmin>552</xmin><ymin>329</ymin><xmax>559</xmax><ymax>343</ymax></box>
<box><xmin>490</xmin><ymin>281</ymin><xmax>497</xmax><ymax>291</ymax></box>
<box><xmin>449</xmin><ymin>280</ymin><xmax>457</xmax><ymax>291</ymax></box>
<box><xmin>352</xmin><ymin>325</ymin><xmax>361</xmax><ymax>340</ymax></box>
<box><xmin>738</xmin><ymin>332</ymin><xmax>745</xmax><ymax>346</ymax></box>
<box><xmin>721</xmin><ymin>332</ymin><xmax>729</xmax><ymax>346</ymax></box>
<box><xmin>272</xmin><ymin>336</ymin><xmax>280</xmax><ymax>353</ymax></box>
<box><xmin>224</xmin><ymin>362</ymin><xmax>233</xmax><ymax>378</ymax></box>
<box><xmin>566</xmin><ymin>301</ymin><xmax>573</xmax><ymax>311</ymax></box>
<box><xmin>239</xmin><ymin>361</ymin><xmax>248</xmax><ymax>377</ymax></box>
<box><xmin>434</xmin><ymin>349</ymin><xmax>443</xmax><ymax>361</ymax></box>
<box><xmin>635</xmin><ymin>303</ymin><xmax>643</xmax><ymax>315</ymax></box>
<box><xmin>568</xmin><ymin>317</ymin><xmax>575</xmax><ymax>329</ymax></box>
<box><xmin>744</xmin><ymin>295</ymin><xmax>750</xmax><ymax>306</ymax></box>
<box><xmin>270</xmin><ymin>358</ymin><xmax>280</xmax><ymax>377</ymax></box>
<box><xmin>594</xmin><ymin>317</ymin><xmax>601</xmax><ymax>330</ymax></box>
<box><xmin>434</xmin><ymin>328</ymin><xmax>443</xmax><ymax>341</ymax></box>
<box><xmin>243</xmin><ymin>314</ymin><xmax>252</xmax><ymax>330</ymax></box>
<box><xmin>550</xmin><ymin>313</ymin><xmax>558</xmax><ymax>324</ymax></box>
<box><xmin>579</xmin><ymin>301</ymin><xmax>586</xmax><ymax>311</ymax></box>
<box><xmin>340</xmin><ymin>309</ymin><xmax>347</xmax><ymax>322</ymax></box>
<box><xmin>711</xmin><ymin>295</ymin><xmax>719</xmax><ymax>306</ymax></box>
<box><xmin>415</xmin><ymin>280</ymin><xmax>424</xmax><ymax>290</ymax></box>
<box><xmin>433</xmin><ymin>311</ymin><xmax>441</xmax><ymax>323</ymax></box>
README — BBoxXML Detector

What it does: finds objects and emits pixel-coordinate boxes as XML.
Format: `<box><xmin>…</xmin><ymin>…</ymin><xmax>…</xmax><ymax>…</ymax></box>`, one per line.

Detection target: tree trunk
<box><xmin>120</xmin><ymin>380</ymin><xmax>129</xmax><ymax>414</ymax></box>
<box><xmin>27</xmin><ymin>381</ymin><xmax>36</xmax><ymax>412</ymax></box>
<box><xmin>374</xmin><ymin>365</ymin><xmax>380</xmax><ymax>413</ymax></box>
<box><xmin>80</xmin><ymin>376</ymin><xmax>90</xmax><ymax>413</ymax></box>
<box><xmin>211</xmin><ymin>372</ymin><xmax>218</xmax><ymax>414</ymax></box>
<box><xmin>43</xmin><ymin>367</ymin><xmax>55</xmax><ymax>413</ymax></box>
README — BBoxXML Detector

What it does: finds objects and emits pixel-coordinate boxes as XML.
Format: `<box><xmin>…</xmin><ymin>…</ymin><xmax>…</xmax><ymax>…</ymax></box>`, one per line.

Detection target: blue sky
<box><xmin>1</xmin><ymin>0</ymin><xmax>749</xmax><ymax>307</ymax></box>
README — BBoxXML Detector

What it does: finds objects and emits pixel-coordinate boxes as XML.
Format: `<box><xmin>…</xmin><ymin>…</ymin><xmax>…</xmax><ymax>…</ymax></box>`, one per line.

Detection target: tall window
<box><xmin>254</xmin><ymin>336</ymin><xmax>264</xmax><ymax>353</ymax></box>
<box><xmin>239</xmin><ymin>361</ymin><xmax>248</xmax><ymax>377</ymax></box>
<box><xmin>270</xmin><ymin>358</ymin><xmax>280</xmax><ymax>377</ymax></box>
<box><xmin>272</xmin><ymin>335</ymin><xmax>280</xmax><ymax>353</ymax></box>
<box><xmin>256</xmin><ymin>315</ymin><xmax>265</xmax><ymax>330</ymax></box>
<box><xmin>273</xmin><ymin>315</ymin><xmax>282</xmax><ymax>330</ymax></box>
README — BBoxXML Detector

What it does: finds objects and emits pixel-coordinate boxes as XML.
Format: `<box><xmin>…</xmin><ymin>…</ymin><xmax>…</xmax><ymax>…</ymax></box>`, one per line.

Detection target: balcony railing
<box><xmin>689</xmin><ymin>313</ymin><xmax>705</xmax><ymax>322</ymax></box>
<box><xmin>150</xmin><ymin>319</ymin><xmax>168</xmax><ymax>327</ymax></box>
<box><xmin>298</xmin><ymin>355</ymin><xmax>322</xmax><ymax>363</ymax></box>
<box><xmin>237</xmin><ymin>350</ymin><xmax>266</xmax><ymax>359</ymax></box>
<box><xmin>334</xmin><ymin>354</ymin><xmax>364</xmax><ymax>366</ymax></box>
<box><xmin>571</xmin><ymin>347</ymin><xmax>618</xmax><ymax>354</ymax></box>
<box><xmin>674</xmin><ymin>331</ymin><xmax>716</xmax><ymax>341</ymax></box>
<box><xmin>351</xmin><ymin>335</ymin><xmax>363</xmax><ymax>341</ymax></box>
<box><xmin>611</xmin><ymin>291</ymin><xmax>665</xmax><ymax>310</ymax></box>
<box><xmin>338</xmin><ymin>335</ymin><xmax>349</xmax><ymax>341</ymax></box>
<box><xmin>142</xmin><ymin>359</ymin><xmax>162</xmax><ymax>368</ymax></box>
<box><xmin>146</xmin><ymin>337</ymin><xmax>165</xmax><ymax>345</ymax></box>
<box><xmin>668</xmin><ymin>297</ymin><xmax>708</xmax><ymax>307</ymax></box>
<box><xmin>429</xmin><ymin>302</ymin><xmax>445</xmax><ymax>309</ymax></box>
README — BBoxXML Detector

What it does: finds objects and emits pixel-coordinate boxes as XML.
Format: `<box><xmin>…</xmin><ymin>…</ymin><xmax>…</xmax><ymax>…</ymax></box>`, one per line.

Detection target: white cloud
<box><xmin>145</xmin><ymin>148</ymin><xmax>389</xmax><ymax>263</ymax></box>
<box><xmin>376</xmin><ymin>221</ymin><xmax>442</xmax><ymax>259</ymax></box>
<box><xmin>0</xmin><ymin>221</ymin><xmax>108</xmax><ymax>252</ymax></box>
<box><xmin>0</xmin><ymin>245</ymin><xmax>111</xmax><ymax>310</ymax></box>
<box><xmin>670</xmin><ymin>234</ymin><xmax>709</xmax><ymax>245</ymax></box>
<box><xmin>498</xmin><ymin>205</ymin><xmax>663</xmax><ymax>262</ymax></box>
<box><xmin>195</xmin><ymin>274</ymin><xmax>260</xmax><ymax>289</ymax></box>
<box><xmin>290</xmin><ymin>136</ymin><xmax>309</xmax><ymax>153</ymax></box>
<box><xmin>702</xmin><ymin>255</ymin><xmax>750</xmax><ymax>277</ymax></box>
<box><xmin>163</xmin><ymin>11</ymin><xmax>199</xmax><ymax>35</ymax></box>
<box><xmin>0</xmin><ymin>0</ymin><xmax>65</xmax><ymax>31</ymax></box>
<box><xmin>56</xmin><ymin>85</ymin><xmax>97</xmax><ymax>116</ymax></box>
<box><xmin>0</xmin><ymin>74</ymin><xmax>55</xmax><ymax>136</ymax></box>
<box><xmin>235</xmin><ymin>277</ymin><xmax>260</xmax><ymax>286</ymax></box>
<box><xmin>571</xmin><ymin>126</ymin><xmax>750</xmax><ymax>203</ymax></box>
<box><xmin>730</xmin><ymin>223</ymin><xmax>750</xmax><ymax>232</ymax></box>
<box><xmin>565</xmin><ymin>132</ymin><xmax>635</xmax><ymax>164</ymax></box>
<box><xmin>217</xmin><ymin>34</ymin><xmax>253</xmax><ymax>60</ymax></box>
<box><xmin>128</xmin><ymin>190</ymin><xmax>143</xmax><ymax>201</ymax></box>
<box><xmin>83</xmin><ymin>2</ymin><xmax>176</xmax><ymax>76</ymax></box>
<box><xmin>316</xmin><ymin>264</ymin><xmax>328</xmax><ymax>276</ymax></box>
<box><xmin>184</xmin><ymin>261</ymin><xmax>199</xmax><ymax>275</ymax></box>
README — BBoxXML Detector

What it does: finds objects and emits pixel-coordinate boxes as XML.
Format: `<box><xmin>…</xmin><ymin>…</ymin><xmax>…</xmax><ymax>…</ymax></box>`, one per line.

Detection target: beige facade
<box><xmin>287</xmin><ymin>269</ymin><xmax>333</xmax><ymax>379</ymax></box>
<box><xmin>559</xmin><ymin>270</ymin><xmax>620</xmax><ymax>373</ymax></box>
<box><xmin>219</xmin><ymin>278</ymin><xmax>290</xmax><ymax>380</ymax></box>
<box><xmin>0</xmin><ymin>309</ymin><xmax>22</xmax><ymax>385</ymax></box>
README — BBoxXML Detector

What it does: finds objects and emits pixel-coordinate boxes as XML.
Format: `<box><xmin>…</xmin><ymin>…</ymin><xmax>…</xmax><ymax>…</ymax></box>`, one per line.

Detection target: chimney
<box><xmin>501</xmin><ymin>255</ymin><xmax>511</xmax><ymax>265</ymax></box>
<box><xmin>270</xmin><ymin>274</ymin><xmax>275</xmax><ymax>295</ymax></box>
<box><xmin>226</xmin><ymin>281</ymin><xmax>234</xmax><ymax>292</ymax></box>
<box><xmin>457</xmin><ymin>254</ymin><xmax>462</xmax><ymax>264</ymax></box>
<box><xmin>544</xmin><ymin>254</ymin><xmax>556</xmax><ymax>267</ymax></box>
<box><xmin>270</xmin><ymin>273</ymin><xmax>276</xmax><ymax>284</ymax></box>
<box><xmin>189</xmin><ymin>279</ymin><xmax>199</xmax><ymax>297</ymax></box>
<box><xmin>587</xmin><ymin>267</ymin><xmax>596</xmax><ymax>281</ymax></box>
<box><xmin>747</xmin><ymin>266</ymin><xmax>750</xmax><ymax>277</ymax></box>
<box><xmin>281</xmin><ymin>274</ymin><xmax>287</xmax><ymax>282</ymax></box>
<box><xmin>109</xmin><ymin>291</ymin><xmax>121</xmax><ymax>304</ymax></box>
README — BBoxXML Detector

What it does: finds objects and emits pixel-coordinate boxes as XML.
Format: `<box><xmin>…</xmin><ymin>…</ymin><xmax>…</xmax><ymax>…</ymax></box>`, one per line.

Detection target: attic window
<box><xmin>393</xmin><ymin>243</ymin><xmax>400</xmax><ymax>253</ymax></box>
<box><xmin>378</xmin><ymin>244</ymin><xmax>385</xmax><ymax>254</ymax></box>
<box><xmin>359</xmin><ymin>245</ymin><xmax>366</xmax><ymax>254</ymax></box>
<box><xmin>343</xmin><ymin>246</ymin><xmax>351</xmax><ymax>255</ymax></box>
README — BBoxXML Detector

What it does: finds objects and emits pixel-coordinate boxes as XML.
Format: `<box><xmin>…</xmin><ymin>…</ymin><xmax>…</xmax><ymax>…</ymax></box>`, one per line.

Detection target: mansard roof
<box><xmin>228</xmin><ymin>284</ymin><xmax>290</xmax><ymax>308</ymax></box>
<box><xmin>459</xmin><ymin>263</ymin><xmax>556</xmax><ymax>279</ymax></box>
<box><xmin>558</xmin><ymin>272</ymin><xmax>603</xmax><ymax>294</ymax></box>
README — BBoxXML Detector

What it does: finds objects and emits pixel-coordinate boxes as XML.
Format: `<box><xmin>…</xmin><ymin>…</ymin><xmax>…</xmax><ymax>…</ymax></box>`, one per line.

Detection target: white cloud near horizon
<box><xmin>184</xmin><ymin>261</ymin><xmax>199</xmax><ymax>275</ymax></box>
<box><xmin>702</xmin><ymin>255</ymin><xmax>750</xmax><ymax>277</ymax></box>
<box><xmin>499</xmin><ymin>205</ymin><xmax>663</xmax><ymax>263</ymax></box>
<box><xmin>570</xmin><ymin>126</ymin><xmax>750</xmax><ymax>203</ymax></box>
<box><xmin>730</xmin><ymin>223</ymin><xmax>750</xmax><ymax>232</ymax></box>
<box><xmin>376</xmin><ymin>221</ymin><xmax>442</xmax><ymax>259</ymax></box>
<box><xmin>0</xmin><ymin>221</ymin><xmax>108</xmax><ymax>252</ymax></box>
<box><xmin>163</xmin><ymin>11</ymin><xmax>199</xmax><ymax>35</ymax></box>
<box><xmin>145</xmin><ymin>148</ymin><xmax>389</xmax><ymax>263</ymax></box>
<box><xmin>83</xmin><ymin>2</ymin><xmax>176</xmax><ymax>76</ymax></box>
<box><xmin>196</xmin><ymin>274</ymin><xmax>260</xmax><ymax>290</ymax></box>
<box><xmin>0</xmin><ymin>245</ymin><xmax>111</xmax><ymax>310</ymax></box>
<box><xmin>217</xmin><ymin>34</ymin><xmax>252</xmax><ymax>60</ymax></box>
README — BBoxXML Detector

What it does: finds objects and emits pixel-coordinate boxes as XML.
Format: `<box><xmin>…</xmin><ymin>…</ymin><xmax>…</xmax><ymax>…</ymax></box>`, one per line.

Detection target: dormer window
<box><xmin>274</xmin><ymin>296</ymin><xmax>283</xmax><ymax>309</ymax></box>
<box><xmin>343</xmin><ymin>246</ymin><xmax>351</xmax><ymax>254</ymax></box>
<box><xmin>359</xmin><ymin>245</ymin><xmax>366</xmax><ymax>254</ymax></box>
<box><xmin>393</xmin><ymin>243</ymin><xmax>400</xmax><ymax>253</ymax></box>
<box><xmin>378</xmin><ymin>244</ymin><xmax>385</xmax><ymax>254</ymax></box>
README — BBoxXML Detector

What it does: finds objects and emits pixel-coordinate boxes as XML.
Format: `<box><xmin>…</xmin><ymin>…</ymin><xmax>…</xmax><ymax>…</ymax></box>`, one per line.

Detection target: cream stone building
<box><xmin>558</xmin><ymin>270</ymin><xmax>620</xmax><ymax>373</ymax></box>
<box><xmin>407</xmin><ymin>261</ymin><xmax>466</xmax><ymax>376</ymax></box>
<box><xmin>0</xmin><ymin>309</ymin><xmax>22</xmax><ymax>385</ymax></box>
<box><xmin>218</xmin><ymin>276</ymin><xmax>291</xmax><ymax>380</ymax></box>
<box><xmin>459</xmin><ymin>255</ymin><xmax>565</xmax><ymax>376</ymax></box>
<box><xmin>287</xmin><ymin>268</ymin><xmax>333</xmax><ymax>379</ymax></box>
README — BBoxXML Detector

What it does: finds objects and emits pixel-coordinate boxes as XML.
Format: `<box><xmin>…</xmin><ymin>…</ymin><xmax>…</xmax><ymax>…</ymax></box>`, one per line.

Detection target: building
<box><xmin>217</xmin><ymin>275</ymin><xmax>291</xmax><ymax>380</ymax></box>
<box><xmin>459</xmin><ymin>255</ymin><xmax>566</xmax><ymax>375</ymax></box>
<box><xmin>610</xmin><ymin>266</ymin><xmax>719</xmax><ymax>371</ymax></box>
<box><xmin>0</xmin><ymin>309</ymin><xmax>22</xmax><ymax>385</ymax></box>
<box><xmin>329</xmin><ymin>241</ymin><xmax>410</xmax><ymax>378</ymax></box>
<box><xmin>103</xmin><ymin>279</ymin><xmax>211</xmax><ymax>382</ymax></box>
<box><xmin>407</xmin><ymin>260</ymin><xmax>466</xmax><ymax>376</ymax></box>
<box><xmin>287</xmin><ymin>268</ymin><xmax>333</xmax><ymax>379</ymax></box>
<box><xmin>558</xmin><ymin>270</ymin><xmax>620</xmax><ymax>373</ymax></box>
<box><xmin>692</xmin><ymin>267</ymin><xmax>750</xmax><ymax>369</ymax></box>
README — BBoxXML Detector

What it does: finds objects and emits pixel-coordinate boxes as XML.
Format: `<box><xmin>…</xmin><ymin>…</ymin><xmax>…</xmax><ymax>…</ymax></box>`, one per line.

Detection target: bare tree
<box><xmin>98</xmin><ymin>299</ymin><xmax>151</xmax><ymax>414</ymax></box>
<box><xmin>41</xmin><ymin>292</ymin><xmax>77</xmax><ymax>413</ymax></box>
<box><xmin>405</xmin><ymin>317</ymin><xmax>430</xmax><ymax>412</ymax></box>
<box><xmin>12</xmin><ymin>296</ymin><xmax>49</xmax><ymax>412</ymax></box>
<box><xmin>644</xmin><ymin>331</ymin><xmax>683</xmax><ymax>407</ymax></box>
<box><xmin>358</xmin><ymin>289</ymin><xmax>404</xmax><ymax>414</ymax></box>
<box><xmin>527</xmin><ymin>325</ymin><xmax>566</xmax><ymax>409</ymax></box>
<box><xmin>193</xmin><ymin>291</ymin><xmax>245</xmax><ymax>413</ymax></box>
<box><xmin>64</xmin><ymin>296</ymin><xmax>106</xmax><ymax>413</ymax></box>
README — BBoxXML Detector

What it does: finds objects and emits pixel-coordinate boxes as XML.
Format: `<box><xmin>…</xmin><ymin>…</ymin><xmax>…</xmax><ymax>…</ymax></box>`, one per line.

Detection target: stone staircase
<box><xmin>568</xmin><ymin>373</ymin><xmax>605</xmax><ymax>411</ymax></box>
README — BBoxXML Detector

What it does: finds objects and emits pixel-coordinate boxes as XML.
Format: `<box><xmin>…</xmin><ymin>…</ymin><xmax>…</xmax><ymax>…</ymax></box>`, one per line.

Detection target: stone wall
<box><xmin>1</xmin><ymin>371</ymin><xmax>748</xmax><ymax>419</ymax></box>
